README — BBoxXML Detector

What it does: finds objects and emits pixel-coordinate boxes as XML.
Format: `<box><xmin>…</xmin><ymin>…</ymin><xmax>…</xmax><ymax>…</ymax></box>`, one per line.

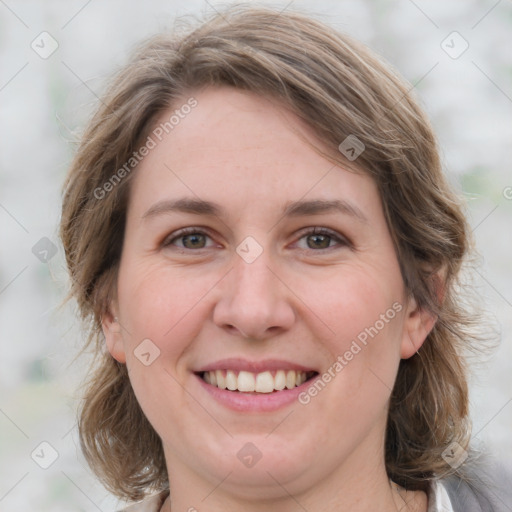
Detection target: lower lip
<box><xmin>194</xmin><ymin>373</ymin><xmax>317</xmax><ymax>412</ymax></box>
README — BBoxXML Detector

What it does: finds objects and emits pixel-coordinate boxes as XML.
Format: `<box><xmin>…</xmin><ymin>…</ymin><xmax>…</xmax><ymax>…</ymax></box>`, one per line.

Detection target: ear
<box><xmin>101</xmin><ymin>302</ymin><xmax>126</xmax><ymax>364</ymax></box>
<box><xmin>400</xmin><ymin>267</ymin><xmax>446</xmax><ymax>359</ymax></box>
<box><xmin>400</xmin><ymin>294</ymin><xmax>437</xmax><ymax>359</ymax></box>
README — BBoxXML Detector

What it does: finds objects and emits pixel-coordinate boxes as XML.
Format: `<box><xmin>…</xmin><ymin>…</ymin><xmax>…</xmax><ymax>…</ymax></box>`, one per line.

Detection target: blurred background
<box><xmin>0</xmin><ymin>0</ymin><xmax>511</xmax><ymax>510</ymax></box>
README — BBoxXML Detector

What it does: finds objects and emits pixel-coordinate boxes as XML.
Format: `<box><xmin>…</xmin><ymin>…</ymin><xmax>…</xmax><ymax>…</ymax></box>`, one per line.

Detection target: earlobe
<box><xmin>101</xmin><ymin>306</ymin><xmax>127</xmax><ymax>364</ymax></box>
<box><xmin>400</xmin><ymin>295</ymin><xmax>437</xmax><ymax>359</ymax></box>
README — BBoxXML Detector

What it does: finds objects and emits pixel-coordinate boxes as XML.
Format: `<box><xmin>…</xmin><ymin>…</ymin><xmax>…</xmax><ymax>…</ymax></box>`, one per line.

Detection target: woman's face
<box><xmin>103</xmin><ymin>86</ymin><xmax>433</xmax><ymax>502</ymax></box>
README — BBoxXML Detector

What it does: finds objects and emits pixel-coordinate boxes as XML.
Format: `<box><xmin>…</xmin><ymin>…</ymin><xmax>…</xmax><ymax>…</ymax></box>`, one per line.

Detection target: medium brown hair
<box><xmin>60</xmin><ymin>4</ymin><xmax>478</xmax><ymax>501</ymax></box>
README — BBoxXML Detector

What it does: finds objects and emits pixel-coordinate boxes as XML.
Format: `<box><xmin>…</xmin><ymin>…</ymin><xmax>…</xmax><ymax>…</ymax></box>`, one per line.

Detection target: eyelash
<box><xmin>162</xmin><ymin>226</ymin><xmax>351</xmax><ymax>252</ymax></box>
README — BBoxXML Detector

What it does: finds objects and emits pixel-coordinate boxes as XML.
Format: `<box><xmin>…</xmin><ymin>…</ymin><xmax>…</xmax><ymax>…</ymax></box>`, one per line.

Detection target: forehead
<box><xmin>128</xmin><ymin>86</ymin><xmax>379</xmax><ymax>219</ymax></box>
<box><xmin>155</xmin><ymin>86</ymin><xmax>332</xmax><ymax>169</ymax></box>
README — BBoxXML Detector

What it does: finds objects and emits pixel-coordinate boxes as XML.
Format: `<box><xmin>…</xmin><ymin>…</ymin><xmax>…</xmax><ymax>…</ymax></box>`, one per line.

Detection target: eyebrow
<box><xmin>282</xmin><ymin>198</ymin><xmax>367</xmax><ymax>223</ymax></box>
<box><xmin>142</xmin><ymin>197</ymin><xmax>367</xmax><ymax>223</ymax></box>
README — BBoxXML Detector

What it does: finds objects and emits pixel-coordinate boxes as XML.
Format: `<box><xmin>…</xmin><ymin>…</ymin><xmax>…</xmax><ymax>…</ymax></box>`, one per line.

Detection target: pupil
<box><xmin>308</xmin><ymin>234</ymin><xmax>330</xmax><ymax>249</ymax></box>
<box><xmin>183</xmin><ymin>234</ymin><xmax>205</xmax><ymax>248</ymax></box>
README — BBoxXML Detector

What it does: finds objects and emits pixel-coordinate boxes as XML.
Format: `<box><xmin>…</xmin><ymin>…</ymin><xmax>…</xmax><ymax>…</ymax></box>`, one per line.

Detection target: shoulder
<box><xmin>439</xmin><ymin>456</ymin><xmax>512</xmax><ymax>512</ymax></box>
<box><xmin>117</xmin><ymin>492</ymin><xmax>169</xmax><ymax>512</ymax></box>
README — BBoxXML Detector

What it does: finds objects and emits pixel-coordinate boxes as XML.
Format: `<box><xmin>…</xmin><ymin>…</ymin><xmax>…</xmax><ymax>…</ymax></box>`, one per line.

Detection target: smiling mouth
<box><xmin>198</xmin><ymin>369</ymin><xmax>318</xmax><ymax>393</ymax></box>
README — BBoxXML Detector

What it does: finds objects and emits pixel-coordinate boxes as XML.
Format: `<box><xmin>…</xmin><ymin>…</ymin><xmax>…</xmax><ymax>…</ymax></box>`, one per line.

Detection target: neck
<box><xmin>162</xmin><ymin>451</ymin><xmax>427</xmax><ymax>511</ymax></box>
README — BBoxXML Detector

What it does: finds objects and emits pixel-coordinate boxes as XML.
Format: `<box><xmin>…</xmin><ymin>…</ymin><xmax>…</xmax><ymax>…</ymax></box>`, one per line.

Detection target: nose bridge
<box><xmin>234</xmin><ymin>250</ymin><xmax>275</xmax><ymax>298</ymax></box>
<box><xmin>213</xmin><ymin>245</ymin><xmax>295</xmax><ymax>339</ymax></box>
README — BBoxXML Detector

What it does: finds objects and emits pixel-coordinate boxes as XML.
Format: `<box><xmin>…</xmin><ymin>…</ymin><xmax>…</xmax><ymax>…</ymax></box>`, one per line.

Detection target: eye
<box><xmin>295</xmin><ymin>227</ymin><xmax>350</xmax><ymax>251</ymax></box>
<box><xmin>162</xmin><ymin>227</ymin><xmax>216</xmax><ymax>250</ymax></box>
<box><xmin>162</xmin><ymin>226</ymin><xmax>350</xmax><ymax>252</ymax></box>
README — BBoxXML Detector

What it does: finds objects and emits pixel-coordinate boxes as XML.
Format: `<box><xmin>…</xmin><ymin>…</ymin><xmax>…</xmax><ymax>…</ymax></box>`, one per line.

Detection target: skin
<box><xmin>102</xmin><ymin>86</ymin><xmax>435</xmax><ymax>511</ymax></box>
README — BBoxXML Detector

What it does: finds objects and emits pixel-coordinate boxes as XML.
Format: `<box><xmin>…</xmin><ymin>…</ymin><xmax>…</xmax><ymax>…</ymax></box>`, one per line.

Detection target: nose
<box><xmin>212</xmin><ymin>251</ymin><xmax>296</xmax><ymax>340</ymax></box>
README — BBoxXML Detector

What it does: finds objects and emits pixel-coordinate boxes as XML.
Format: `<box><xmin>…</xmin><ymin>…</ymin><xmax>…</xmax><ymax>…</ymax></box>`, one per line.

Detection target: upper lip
<box><xmin>194</xmin><ymin>358</ymin><xmax>317</xmax><ymax>374</ymax></box>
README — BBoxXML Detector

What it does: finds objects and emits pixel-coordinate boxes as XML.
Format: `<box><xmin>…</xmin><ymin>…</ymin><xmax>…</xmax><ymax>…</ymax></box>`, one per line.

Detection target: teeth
<box><xmin>286</xmin><ymin>370</ymin><xmax>296</xmax><ymax>389</ymax></box>
<box><xmin>216</xmin><ymin>370</ymin><xmax>226</xmax><ymax>390</ymax></box>
<box><xmin>201</xmin><ymin>369</ymin><xmax>312</xmax><ymax>393</ymax></box>
<box><xmin>226</xmin><ymin>370</ymin><xmax>237</xmax><ymax>391</ymax></box>
<box><xmin>275</xmin><ymin>370</ymin><xmax>286</xmax><ymax>390</ymax></box>
<box><xmin>255</xmin><ymin>371</ymin><xmax>274</xmax><ymax>393</ymax></box>
<box><xmin>238</xmin><ymin>371</ymin><xmax>255</xmax><ymax>392</ymax></box>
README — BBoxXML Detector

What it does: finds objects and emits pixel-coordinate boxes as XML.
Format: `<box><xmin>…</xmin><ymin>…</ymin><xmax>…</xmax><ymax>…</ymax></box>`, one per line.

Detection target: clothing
<box><xmin>119</xmin><ymin>481</ymin><xmax>455</xmax><ymax>512</ymax></box>
<box><xmin>429</xmin><ymin>480</ymin><xmax>455</xmax><ymax>511</ymax></box>
<box><xmin>442</xmin><ymin>459</ymin><xmax>512</xmax><ymax>512</ymax></box>
<box><xmin>119</xmin><ymin>492</ymin><xmax>168</xmax><ymax>512</ymax></box>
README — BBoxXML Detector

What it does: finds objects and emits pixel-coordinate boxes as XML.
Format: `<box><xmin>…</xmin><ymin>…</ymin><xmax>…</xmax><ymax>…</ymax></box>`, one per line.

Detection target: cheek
<box><xmin>305</xmin><ymin>269</ymin><xmax>405</xmax><ymax>394</ymax></box>
<box><xmin>116</xmin><ymin>260</ymin><xmax>222</xmax><ymax>374</ymax></box>
<box><xmin>310</xmin><ymin>268</ymin><xmax>403</xmax><ymax>343</ymax></box>
<box><xmin>115</xmin><ymin>261</ymin><xmax>214</xmax><ymax>432</ymax></box>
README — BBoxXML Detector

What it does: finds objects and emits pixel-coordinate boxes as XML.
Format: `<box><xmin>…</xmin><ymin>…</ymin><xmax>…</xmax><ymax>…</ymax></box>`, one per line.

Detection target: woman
<box><xmin>59</xmin><ymin>5</ymin><xmax>511</xmax><ymax>511</ymax></box>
